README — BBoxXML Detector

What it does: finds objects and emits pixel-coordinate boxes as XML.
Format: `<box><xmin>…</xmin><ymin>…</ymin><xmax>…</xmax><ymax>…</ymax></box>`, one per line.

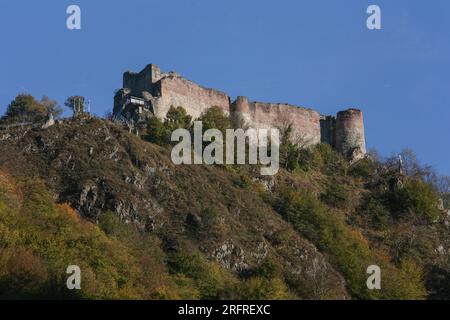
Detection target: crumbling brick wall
<box><xmin>153</xmin><ymin>75</ymin><xmax>230</xmax><ymax>119</ymax></box>
<box><xmin>232</xmin><ymin>96</ymin><xmax>321</xmax><ymax>146</ymax></box>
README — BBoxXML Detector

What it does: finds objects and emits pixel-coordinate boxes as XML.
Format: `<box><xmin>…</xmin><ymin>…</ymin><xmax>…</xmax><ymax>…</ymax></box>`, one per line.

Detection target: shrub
<box><xmin>186</xmin><ymin>207</ymin><xmax>222</xmax><ymax>237</ymax></box>
<box><xmin>197</xmin><ymin>106</ymin><xmax>231</xmax><ymax>135</ymax></box>
<box><xmin>349</xmin><ymin>158</ymin><xmax>376</xmax><ymax>179</ymax></box>
<box><xmin>167</xmin><ymin>253</ymin><xmax>238</xmax><ymax>299</ymax></box>
<box><xmin>386</xmin><ymin>178</ymin><xmax>441</xmax><ymax>222</ymax></box>
<box><xmin>321</xmin><ymin>179</ymin><xmax>350</xmax><ymax>209</ymax></box>
<box><xmin>233</xmin><ymin>174</ymin><xmax>252</xmax><ymax>189</ymax></box>
<box><xmin>364</xmin><ymin>198</ymin><xmax>390</xmax><ymax>229</ymax></box>
<box><xmin>146</xmin><ymin>117</ymin><xmax>169</xmax><ymax>145</ymax></box>
<box><xmin>98</xmin><ymin>211</ymin><xmax>134</xmax><ymax>239</ymax></box>
<box><xmin>383</xmin><ymin>258</ymin><xmax>427</xmax><ymax>300</ymax></box>
<box><xmin>294</xmin><ymin>143</ymin><xmax>346</xmax><ymax>174</ymax></box>
<box><xmin>237</xmin><ymin>277</ymin><xmax>291</xmax><ymax>300</ymax></box>
<box><xmin>314</xmin><ymin>143</ymin><xmax>346</xmax><ymax>173</ymax></box>
<box><xmin>0</xmin><ymin>248</ymin><xmax>49</xmax><ymax>299</ymax></box>
<box><xmin>252</xmin><ymin>258</ymin><xmax>279</xmax><ymax>279</ymax></box>
<box><xmin>145</xmin><ymin>106</ymin><xmax>193</xmax><ymax>146</ymax></box>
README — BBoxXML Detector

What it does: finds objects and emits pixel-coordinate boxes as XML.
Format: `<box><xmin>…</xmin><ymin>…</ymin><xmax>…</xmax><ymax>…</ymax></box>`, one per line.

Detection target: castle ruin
<box><xmin>114</xmin><ymin>64</ymin><xmax>366</xmax><ymax>160</ymax></box>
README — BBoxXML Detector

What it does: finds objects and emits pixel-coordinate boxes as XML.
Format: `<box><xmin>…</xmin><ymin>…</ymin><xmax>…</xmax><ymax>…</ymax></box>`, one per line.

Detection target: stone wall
<box><xmin>232</xmin><ymin>96</ymin><xmax>321</xmax><ymax>146</ymax></box>
<box><xmin>153</xmin><ymin>75</ymin><xmax>230</xmax><ymax>119</ymax></box>
<box><xmin>320</xmin><ymin>115</ymin><xmax>336</xmax><ymax>147</ymax></box>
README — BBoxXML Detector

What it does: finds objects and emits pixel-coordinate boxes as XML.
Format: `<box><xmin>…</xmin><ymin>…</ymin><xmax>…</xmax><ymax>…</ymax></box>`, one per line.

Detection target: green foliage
<box><xmin>277</xmin><ymin>126</ymin><xmax>346</xmax><ymax>174</ymax></box>
<box><xmin>166</xmin><ymin>253</ymin><xmax>291</xmax><ymax>300</ymax></box>
<box><xmin>273</xmin><ymin>189</ymin><xmax>371</xmax><ymax>298</ymax></box>
<box><xmin>1</xmin><ymin>94</ymin><xmax>62</xmax><ymax>125</ymax></box>
<box><xmin>272</xmin><ymin>188</ymin><xmax>427</xmax><ymax>299</ymax></box>
<box><xmin>349</xmin><ymin>158</ymin><xmax>377</xmax><ymax>179</ymax></box>
<box><xmin>233</xmin><ymin>173</ymin><xmax>253</xmax><ymax>189</ymax></box>
<box><xmin>385</xmin><ymin>178</ymin><xmax>441</xmax><ymax>222</ymax></box>
<box><xmin>98</xmin><ymin>211</ymin><xmax>135</xmax><ymax>239</ymax></box>
<box><xmin>167</xmin><ymin>253</ymin><xmax>238</xmax><ymax>299</ymax></box>
<box><xmin>0</xmin><ymin>174</ymin><xmax>177</xmax><ymax>299</ymax></box>
<box><xmin>145</xmin><ymin>116</ymin><xmax>169</xmax><ymax>145</ymax></box>
<box><xmin>383</xmin><ymin>258</ymin><xmax>427</xmax><ymax>300</ymax></box>
<box><xmin>166</xmin><ymin>106</ymin><xmax>192</xmax><ymax>129</ymax></box>
<box><xmin>278</xmin><ymin>124</ymin><xmax>303</xmax><ymax>171</ymax></box>
<box><xmin>321</xmin><ymin>178</ymin><xmax>350</xmax><ymax>209</ymax></box>
<box><xmin>197</xmin><ymin>106</ymin><xmax>231</xmax><ymax>135</ymax></box>
<box><xmin>145</xmin><ymin>106</ymin><xmax>192</xmax><ymax>146</ymax></box>
<box><xmin>287</xmin><ymin>143</ymin><xmax>347</xmax><ymax>174</ymax></box>
<box><xmin>364</xmin><ymin>198</ymin><xmax>390</xmax><ymax>229</ymax></box>
<box><xmin>237</xmin><ymin>277</ymin><xmax>292</xmax><ymax>300</ymax></box>
<box><xmin>145</xmin><ymin>105</ymin><xmax>232</xmax><ymax>157</ymax></box>
<box><xmin>311</xmin><ymin>143</ymin><xmax>346</xmax><ymax>174</ymax></box>
<box><xmin>252</xmin><ymin>258</ymin><xmax>279</xmax><ymax>279</ymax></box>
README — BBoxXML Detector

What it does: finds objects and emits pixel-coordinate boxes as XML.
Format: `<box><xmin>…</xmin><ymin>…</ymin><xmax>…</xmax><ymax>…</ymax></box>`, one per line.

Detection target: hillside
<box><xmin>0</xmin><ymin>115</ymin><xmax>449</xmax><ymax>299</ymax></box>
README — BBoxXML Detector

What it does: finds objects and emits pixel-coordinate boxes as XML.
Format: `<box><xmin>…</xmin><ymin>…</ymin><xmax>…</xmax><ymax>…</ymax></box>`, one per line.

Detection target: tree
<box><xmin>145</xmin><ymin>106</ymin><xmax>192</xmax><ymax>146</ymax></box>
<box><xmin>40</xmin><ymin>96</ymin><xmax>62</xmax><ymax>118</ymax></box>
<box><xmin>278</xmin><ymin>123</ymin><xmax>319</xmax><ymax>171</ymax></box>
<box><xmin>386</xmin><ymin>149</ymin><xmax>432</xmax><ymax>178</ymax></box>
<box><xmin>166</xmin><ymin>106</ymin><xmax>192</xmax><ymax>130</ymax></box>
<box><xmin>146</xmin><ymin>117</ymin><xmax>169</xmax><ymax>145</ymax></box>
<box><xmin>1</xmin><ymin>94</ymin><xmax>62</xmax><ymax>125</ymax></box>
<box><xmin>278</xmin><ymin>123</ymin><xmax>301</xmax><ymax>170</ymax></box>
<box><xmin>197</xmin><ymin>106</ymin><xmax>231</xmax><ymax>135</ymax></box>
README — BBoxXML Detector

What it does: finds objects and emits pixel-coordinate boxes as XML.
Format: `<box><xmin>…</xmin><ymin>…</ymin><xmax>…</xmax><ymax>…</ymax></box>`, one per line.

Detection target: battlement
<box><xmin>123</xmin><ymin>64</ymin><xmax>162</xmax><ymax>94</ymax></box>
<box><xmin>113</xmin><ymin>64</ymin><xmax>366</xmax><ymax>160</ymax></box>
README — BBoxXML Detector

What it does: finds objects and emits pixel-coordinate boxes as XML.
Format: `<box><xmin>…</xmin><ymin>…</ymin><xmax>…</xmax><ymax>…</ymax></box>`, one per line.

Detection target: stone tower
<box><xmin>335</xmin><ymin>109</ymin><xmax>366</xmax><ymax>160</ymax></box>
<box><xmin>123</xmin><ymin>64</ymin><xmax>163</xmax><ymax>95</ymax></box>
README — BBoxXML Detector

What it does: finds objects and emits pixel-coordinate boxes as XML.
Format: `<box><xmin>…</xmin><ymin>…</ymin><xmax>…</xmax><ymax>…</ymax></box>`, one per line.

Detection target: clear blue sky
<box><xmin>1</xmin><ymin>0</ymin><xmax>449</xmax><ymax>174</ymax></box>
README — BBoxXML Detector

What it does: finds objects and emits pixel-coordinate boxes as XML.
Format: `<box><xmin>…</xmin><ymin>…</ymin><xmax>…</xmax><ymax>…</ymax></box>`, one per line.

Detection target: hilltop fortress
<box><xmin>114</xmin><ymin>64</ymin><xmax>366</xmax><ymax>160</ymax></box>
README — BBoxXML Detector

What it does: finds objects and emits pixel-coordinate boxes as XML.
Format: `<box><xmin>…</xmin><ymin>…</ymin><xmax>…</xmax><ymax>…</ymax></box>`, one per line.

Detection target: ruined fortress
<box><xmin>114</xmin><ymin>64</ymin><xmax>366</xmax><ymax>160</ymax></box>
